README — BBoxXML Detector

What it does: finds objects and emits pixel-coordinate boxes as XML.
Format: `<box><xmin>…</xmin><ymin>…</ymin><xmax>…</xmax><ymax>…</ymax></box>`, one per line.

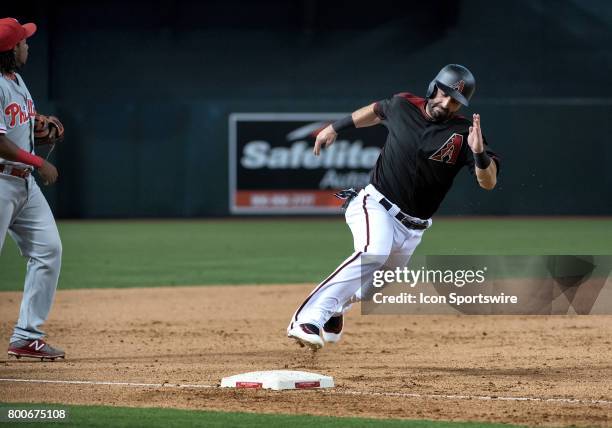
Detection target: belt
<box><xmin>0</xmin><ymin>164</ymin><xmax>32</xmax><ymax>179</ymax></box>
<box><xmin>378</xmin><ymin>198</ymin><xmax>429</xmax><ymax>230</ymax></box>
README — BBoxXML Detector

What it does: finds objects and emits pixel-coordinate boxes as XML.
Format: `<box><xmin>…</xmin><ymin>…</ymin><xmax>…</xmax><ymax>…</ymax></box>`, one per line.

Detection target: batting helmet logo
<box><xmin>450</xmin><ymin>80</ymin><xmax>465</xmax><ymax>93</ymax></box>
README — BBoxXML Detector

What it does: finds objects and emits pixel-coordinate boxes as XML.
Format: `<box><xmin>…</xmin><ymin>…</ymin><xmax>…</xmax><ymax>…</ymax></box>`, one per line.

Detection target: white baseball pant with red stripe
<box><xmin>289</xmin><ymin>184</ymin><xmax>430</xmax><ymax>330</ymax></box>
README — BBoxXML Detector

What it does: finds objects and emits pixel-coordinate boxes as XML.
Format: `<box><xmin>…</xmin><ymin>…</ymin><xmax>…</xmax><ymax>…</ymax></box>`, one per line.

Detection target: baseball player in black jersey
<box><xmin>288</xmin><ymin>64</ymin><xmax>500</xmax><ymax>350</ymax></box>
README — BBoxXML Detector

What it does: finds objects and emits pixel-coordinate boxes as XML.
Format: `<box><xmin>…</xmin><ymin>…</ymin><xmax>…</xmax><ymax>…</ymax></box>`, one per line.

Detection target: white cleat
<box><xmin>322</xmin><ymin>315</ymin><xmax>343</xmax><ymax>343</ymax></box>
<box><xmin>287</xmin><ymin>323</ymin><xmax>324</xmax><ymax>350</ymax></box>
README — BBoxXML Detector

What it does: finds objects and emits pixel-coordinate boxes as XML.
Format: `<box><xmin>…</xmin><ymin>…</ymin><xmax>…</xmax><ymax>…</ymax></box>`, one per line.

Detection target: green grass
<box><xmin>0</xmin><ymin>218</ymin><xmax>611</xmax><ymax>291</ymax></box>
<box><xmin>0</xmin><ymin>403</ymin><xmax>524</xmax><ymax>428</ymax></box>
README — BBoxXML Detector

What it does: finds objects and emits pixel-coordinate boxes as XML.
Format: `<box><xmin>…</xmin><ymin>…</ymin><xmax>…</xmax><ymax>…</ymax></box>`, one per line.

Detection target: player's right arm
<box><xmin>0</xmin><ymin>134</ymin><xmax>58</xmax><ymax>185</ymax></box>
<box><xmin>313</xmin><ymin>103</ymin><xmax>380</xmax><ymax>156</ymax></box>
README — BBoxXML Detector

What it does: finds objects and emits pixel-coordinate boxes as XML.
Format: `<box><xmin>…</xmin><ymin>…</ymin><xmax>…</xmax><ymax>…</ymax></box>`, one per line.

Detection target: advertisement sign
<box><xmin>229</xmin><ymin>113</ymin><xmax>387</xmax><ymax>214</ymax></box>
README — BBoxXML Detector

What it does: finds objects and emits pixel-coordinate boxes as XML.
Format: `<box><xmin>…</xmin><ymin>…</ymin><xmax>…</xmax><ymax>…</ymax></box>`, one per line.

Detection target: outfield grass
<box><xmin>0</xmin><ymin>218</ymin><xmax>611</xmax><ymax>291</ymax></box>
<box><xmin>0</xmin><ymin>403</ymin><xmax>524</xmax><ymax>428</ymax></box>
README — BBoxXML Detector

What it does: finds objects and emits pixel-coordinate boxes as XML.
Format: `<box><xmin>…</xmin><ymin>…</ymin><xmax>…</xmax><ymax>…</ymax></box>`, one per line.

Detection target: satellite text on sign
<box><xmin>229</xmin><ymin>113</ymin><xmax>387</xmax><ymax>214</ymax></box>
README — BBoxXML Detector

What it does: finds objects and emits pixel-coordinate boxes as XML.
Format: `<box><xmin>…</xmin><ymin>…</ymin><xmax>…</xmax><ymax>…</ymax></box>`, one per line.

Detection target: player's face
<box><xmin>426</xmin><ymin>88</ymin><xmax>462</xmax><ymax>121</ymax></box>
<box><xmin>14</xmin><ymin>39</ymin><xmax>29</xmax><ymax>67</ymax></box>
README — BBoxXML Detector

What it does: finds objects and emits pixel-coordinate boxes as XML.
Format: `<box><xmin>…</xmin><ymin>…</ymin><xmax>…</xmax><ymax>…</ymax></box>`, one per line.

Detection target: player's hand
<box><xmin>38</xmin><ymin>160</ymin><xmax>58</xmax><ymax>185</ymax></box>
<box><xmin>468</xmin><ymin>113</ymin><xmax>484</xmax><ymax>154</ymax></box>
<box><xmin>313</xmin><ymin>125</ymin><xmax>337</xmax><ymax>156</ymax></box>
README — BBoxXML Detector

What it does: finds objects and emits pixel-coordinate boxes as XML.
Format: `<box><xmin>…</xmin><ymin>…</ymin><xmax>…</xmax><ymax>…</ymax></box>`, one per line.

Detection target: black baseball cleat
<box><xmin>287</xmin><ymin>323</ymin><xmax>324</xmax><ymax>350</ymax></box>
<box><xmin>8</xmin><ymin>339</ymin><xmax>65</xmax><ymax>361</ymax></box>
<box><xmin>322</xmin><ymin>315</ymin><xmax>344</xmax><ymax>343</ymax></box>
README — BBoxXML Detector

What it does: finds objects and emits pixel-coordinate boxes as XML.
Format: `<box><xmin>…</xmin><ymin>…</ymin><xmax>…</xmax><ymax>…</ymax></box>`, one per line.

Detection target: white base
<box><xmin>220</xmin><ymin>370</ymin><xmax>334</xmax><ymax>390</ymax></box>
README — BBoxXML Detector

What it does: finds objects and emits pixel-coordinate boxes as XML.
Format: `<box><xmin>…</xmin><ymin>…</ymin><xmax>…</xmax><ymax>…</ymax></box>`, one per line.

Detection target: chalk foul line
<box><xmin>0</xmin><ymin>378</ymin><xmax>610</xmax><ymax>406</ymax></box>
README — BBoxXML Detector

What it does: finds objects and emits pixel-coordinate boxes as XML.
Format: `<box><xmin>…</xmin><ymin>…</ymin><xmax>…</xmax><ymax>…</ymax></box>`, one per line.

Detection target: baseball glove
<box><xmin>34</xmin><ymin>114</ymin><xmax>65</xmax><ymax>146</ymax></box>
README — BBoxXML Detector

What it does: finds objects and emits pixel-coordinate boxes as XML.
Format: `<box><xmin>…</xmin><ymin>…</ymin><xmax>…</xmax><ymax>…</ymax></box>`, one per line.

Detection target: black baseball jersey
<box><xmin>371</xmin><ymin>92</ymin><xmax>500</xmax><ymax>220</ymax></box>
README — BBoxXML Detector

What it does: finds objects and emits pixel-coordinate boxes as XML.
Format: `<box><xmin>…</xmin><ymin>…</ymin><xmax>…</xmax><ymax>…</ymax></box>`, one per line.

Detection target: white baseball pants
<box><xmin>289</xmin><ymin>184</ymin><xmax>430</xmax><ymax>329</ymax></box>
<box><xmin>0</xmin><ymin>173</ymin><xmax>62</xmax><ymax>343</ymax></box>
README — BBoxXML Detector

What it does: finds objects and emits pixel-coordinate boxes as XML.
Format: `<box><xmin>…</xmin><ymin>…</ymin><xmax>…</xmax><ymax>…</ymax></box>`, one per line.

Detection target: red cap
<box><xmin>0</xmin><ymin>18</ymin><xmax>37</xmax><ymax>52</ymax></box>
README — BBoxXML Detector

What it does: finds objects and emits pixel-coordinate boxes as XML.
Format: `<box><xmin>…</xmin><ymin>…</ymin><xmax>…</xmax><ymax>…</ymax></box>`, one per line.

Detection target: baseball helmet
<box><xmin>426</xmin><ymin>64</ymin><xmax>475</xmax><ymax>107</ymax></box>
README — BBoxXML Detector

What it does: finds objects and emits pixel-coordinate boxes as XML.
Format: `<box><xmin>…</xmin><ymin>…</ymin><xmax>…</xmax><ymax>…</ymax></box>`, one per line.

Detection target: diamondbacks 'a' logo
<box><xmin>429</xmin><ymin>133</ymin><xmax>463</xmax><ymax>165</ymax></box>
<box><xmin>450</xmin><ymin>80</ymin><xmax>465</xmax><ymax>93</ymax></box>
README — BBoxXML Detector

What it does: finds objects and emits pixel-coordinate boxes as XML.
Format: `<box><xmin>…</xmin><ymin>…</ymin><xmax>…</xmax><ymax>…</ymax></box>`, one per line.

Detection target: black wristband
<box><xmin>473</xmin><ymin>151</ymin><xmax>492</xmax><ymax>169</ymax></box>
<box><xmin>332</xmin><ymin>115</ymin><xmax>355</xmax><ymax>133</ymax></box>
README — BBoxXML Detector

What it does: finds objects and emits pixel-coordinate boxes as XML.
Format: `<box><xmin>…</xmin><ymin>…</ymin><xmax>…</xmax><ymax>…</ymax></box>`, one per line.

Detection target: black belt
<box><xmin>378</xmin><ymin>198</ymin><xmax>429</xmax><ymax>230</ymax></box>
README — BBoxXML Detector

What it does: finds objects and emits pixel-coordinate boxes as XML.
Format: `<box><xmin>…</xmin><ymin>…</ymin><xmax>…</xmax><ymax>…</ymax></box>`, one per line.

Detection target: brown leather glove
<box><xmin>34</xmin><ymin>114</ymin><xmax>65</xmax><ymax>146</ymax></box>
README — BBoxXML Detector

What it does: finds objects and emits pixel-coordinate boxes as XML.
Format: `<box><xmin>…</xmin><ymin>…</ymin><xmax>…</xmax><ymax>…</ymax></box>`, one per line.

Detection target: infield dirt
<box><xmin>1</xmin><ymin>285</ymin><xmax>611</xmax><ymax>427</ymax></box>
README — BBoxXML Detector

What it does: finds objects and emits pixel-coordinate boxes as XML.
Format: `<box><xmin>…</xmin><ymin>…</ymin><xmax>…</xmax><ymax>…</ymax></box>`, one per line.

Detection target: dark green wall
<box><xmin>6</xmin><ymin>0</ymin><xmax>612</xmax><ymax>217</ymax></box>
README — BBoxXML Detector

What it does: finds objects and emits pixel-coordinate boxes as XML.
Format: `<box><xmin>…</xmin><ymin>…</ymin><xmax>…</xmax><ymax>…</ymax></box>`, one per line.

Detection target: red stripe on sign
<box><xmin>235</xmin><ymin>382</ymin><xmax>263</xmax><ymax>389</ymax></box>
<box><xmin>235</xmin><ymin>190</ymin><xmax>343</xmax><ymax>209</ymax></box>
<box><xmin>295</xmin><ymin>381</ymin><xmax>320</xmax><ymax>389</ymax></box>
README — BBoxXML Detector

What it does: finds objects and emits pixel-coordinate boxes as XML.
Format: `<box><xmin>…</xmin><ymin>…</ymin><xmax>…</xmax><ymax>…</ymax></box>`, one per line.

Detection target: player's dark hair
<box><xmin>0</xmin><ymin>50</ymin><xmax>18</xmax><ymax>74</ymax></box>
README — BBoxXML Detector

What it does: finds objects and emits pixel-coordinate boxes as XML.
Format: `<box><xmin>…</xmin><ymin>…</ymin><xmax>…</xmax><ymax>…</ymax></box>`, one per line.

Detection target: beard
<box><xmin>426</xmin><ymin>100</ymin><xmax>452</xmax><ymax>122</ymax></box>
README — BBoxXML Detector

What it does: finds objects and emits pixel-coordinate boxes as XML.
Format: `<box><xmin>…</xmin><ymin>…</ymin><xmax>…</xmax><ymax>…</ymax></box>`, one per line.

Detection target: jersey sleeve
<box><xmin>374</xmin><ymin>92</ymin><xmax>424</xmax><ymax>122</ymax></box>
<box><xmin>373</xmin><ymin>96</ymin><xmax>393</xmax><ymax>120</ymax></box>
<box><xmin>0</xmin><ymin>86</ymin><xmax>7</xmax><ymax>134</ymax></box>
<box><xmin>465</xmin><ymin>136</ymin><xmax>501</xmax><ymax>176</ymax></box>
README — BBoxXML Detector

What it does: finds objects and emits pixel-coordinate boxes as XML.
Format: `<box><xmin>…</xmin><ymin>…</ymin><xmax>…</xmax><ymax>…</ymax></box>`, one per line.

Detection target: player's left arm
<box><xmin>467</xmin><ymin>114</ymin><xmax>497</xmax><ymax>190</ymax></box>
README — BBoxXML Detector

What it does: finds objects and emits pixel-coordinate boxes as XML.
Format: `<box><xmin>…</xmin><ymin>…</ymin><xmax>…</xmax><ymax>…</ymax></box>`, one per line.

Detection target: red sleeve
<box><xmin>375</xmin><ymin>92</ymin><xmax>429</xmax><ymax>122</ymax></box>
<box><xmin>395</xmin><ymin>92</ymin><xmax>426</xmax><ymax>107</ymax></box>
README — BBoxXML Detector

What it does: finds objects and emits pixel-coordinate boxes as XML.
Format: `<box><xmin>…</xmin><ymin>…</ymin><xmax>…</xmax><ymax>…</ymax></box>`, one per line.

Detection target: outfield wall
<box><xmin>5</xmin><ymin>0</ymin><xmax>611</xmax><ymax>217</ymax></box>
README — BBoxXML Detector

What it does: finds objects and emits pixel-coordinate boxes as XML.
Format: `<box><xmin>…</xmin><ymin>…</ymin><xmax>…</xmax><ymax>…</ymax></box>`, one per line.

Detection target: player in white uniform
<box><xmin>0</xmin><ymin>18</ymin><xmax>64</xmax><ymax>360</ymax></box>
<box><xmin>287</xmin><ymin>65</ymin><xmax>500</xmax><ymax>350</ymax></box>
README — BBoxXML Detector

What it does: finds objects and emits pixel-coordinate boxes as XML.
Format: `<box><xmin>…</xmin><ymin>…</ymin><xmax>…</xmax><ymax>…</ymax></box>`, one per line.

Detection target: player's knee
<box><xmin>360</xmin><ymin>250</ymin><xmax>392</xmax><ymax>274</ymax></box>
<box><xmin>41</xmin><ymin>236</ymin><xmax>62</xmax><ymax>263</ymax></box>
<box><xmin>51</xmin><ymin>238</ymin><xmax>62</xmax><ymax>260</ymax></box>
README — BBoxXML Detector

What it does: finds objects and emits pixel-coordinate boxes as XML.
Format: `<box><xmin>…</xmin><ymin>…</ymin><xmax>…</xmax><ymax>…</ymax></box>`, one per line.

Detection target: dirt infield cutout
<box><xmin>1</xmin><ymin>285</ymin><xmax>611</xmax><ymax>426</ymax></box>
